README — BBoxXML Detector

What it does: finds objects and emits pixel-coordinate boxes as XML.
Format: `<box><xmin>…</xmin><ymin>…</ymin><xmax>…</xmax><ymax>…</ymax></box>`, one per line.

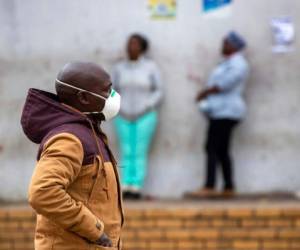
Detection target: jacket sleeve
<box><xmin>148</xmin><ymin>62</ymin><xmax>164</xmax><ymax>109</ymax></box>
<box><xmin>28</xmin><ymin>133</ymin><xmax>104</xmax><ymax>242</ymax></box>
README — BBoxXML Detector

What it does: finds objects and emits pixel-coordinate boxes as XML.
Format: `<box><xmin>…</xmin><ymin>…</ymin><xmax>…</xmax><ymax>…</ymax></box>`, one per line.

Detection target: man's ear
<box><xmin>77</xmin><ymin>91</ymin><xmax>90</xmax><ymax>105</ymax></box>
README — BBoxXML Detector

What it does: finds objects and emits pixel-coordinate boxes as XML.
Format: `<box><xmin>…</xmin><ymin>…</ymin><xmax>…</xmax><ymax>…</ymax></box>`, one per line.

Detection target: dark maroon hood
<box><xmin>21</xmin><ymin>88</ymin><xmax>89</xmax><ymax>144</ymax></box>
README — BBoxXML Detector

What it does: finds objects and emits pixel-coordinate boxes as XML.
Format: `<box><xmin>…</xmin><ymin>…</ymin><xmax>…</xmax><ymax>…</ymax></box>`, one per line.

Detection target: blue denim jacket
<box><xmin>200</xmin><ymin>53</ymin><xmax>249</xmax><ymax>120</ymax></box>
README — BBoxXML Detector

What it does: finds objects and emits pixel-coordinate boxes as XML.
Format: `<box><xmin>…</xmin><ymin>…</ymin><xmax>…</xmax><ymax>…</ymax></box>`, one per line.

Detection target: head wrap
<box><xmin>225</xmin><ymin>31</ymin><xmax>247</xmax><ymax>51</ymax></box>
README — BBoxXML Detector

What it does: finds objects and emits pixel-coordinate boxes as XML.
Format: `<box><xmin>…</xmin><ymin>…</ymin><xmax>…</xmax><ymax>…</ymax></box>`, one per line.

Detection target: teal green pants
<box><xmin>114</xmin><ymin>111</ymin><xmax>158</xmax><ymax>189</ymax></box>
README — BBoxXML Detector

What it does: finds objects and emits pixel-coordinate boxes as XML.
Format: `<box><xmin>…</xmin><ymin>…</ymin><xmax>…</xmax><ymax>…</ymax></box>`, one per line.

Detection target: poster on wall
<box><xmin>202</xmin><ymin>0</ymin><xmax>233</xmax><ymax>18</ymax></box>
<box><xmin>148</xmin><ymin>0</ymin><xmax>176</xmax><ymax>19</ymax></box>
<box><xmin>271</xmin><ymin>17</ymin><xmax>295</xmax><ymax>53</ymax></box>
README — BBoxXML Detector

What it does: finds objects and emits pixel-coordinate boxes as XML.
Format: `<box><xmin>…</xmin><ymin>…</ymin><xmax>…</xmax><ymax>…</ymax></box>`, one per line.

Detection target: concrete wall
<box><xmin>0</xmin><ymin>0</ymin><xmax>300</xmax><ymax>201</ymax></box>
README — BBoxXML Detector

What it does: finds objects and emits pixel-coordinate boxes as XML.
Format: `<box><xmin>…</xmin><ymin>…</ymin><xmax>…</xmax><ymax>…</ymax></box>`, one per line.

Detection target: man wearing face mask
<box><xmin>21</xmin><ymin>62</ymin><xmax>124</xmax><ymax>250</ymax></box>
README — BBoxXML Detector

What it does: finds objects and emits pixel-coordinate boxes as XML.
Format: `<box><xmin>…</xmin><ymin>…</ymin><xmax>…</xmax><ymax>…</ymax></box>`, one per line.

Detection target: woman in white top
<box><xmin>187</xmin><ymin>31</ymin><xmax>249</xmax><ymax>198</ymax></box>
<box><xmin>112</xmin><ymin>34</ymin><xmax>163</xmax><ymax>199</ymax></box>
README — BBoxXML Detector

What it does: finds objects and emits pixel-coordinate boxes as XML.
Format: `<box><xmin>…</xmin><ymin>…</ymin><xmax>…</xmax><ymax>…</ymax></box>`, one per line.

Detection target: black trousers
<box><xmin>204</xmin><ymin>119</ymin><xmax>239</xmax><ymax>190</ymax></box>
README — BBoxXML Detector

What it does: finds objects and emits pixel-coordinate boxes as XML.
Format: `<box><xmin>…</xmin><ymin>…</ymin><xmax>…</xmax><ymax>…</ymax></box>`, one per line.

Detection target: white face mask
<box><xmin>56</xmin><ymin>79</ymin><xmax>121</xmax><ymax>121</ymax></box>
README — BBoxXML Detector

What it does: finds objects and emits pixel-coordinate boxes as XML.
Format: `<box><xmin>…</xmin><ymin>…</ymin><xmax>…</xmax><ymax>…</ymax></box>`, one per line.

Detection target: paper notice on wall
<box><xmin>271</xmin><ymin>17</ymin><xmax>295</xmax><ymax>53</ymax></box>
<box><xmin>202</xmin><ymin>0</ymin><xmax>232</xmax><ymax>18</ymax></box>
<box><xmin>148</xmin><ymin>0</ymin><xmax>176</xmax><ymax>19</ymax></box>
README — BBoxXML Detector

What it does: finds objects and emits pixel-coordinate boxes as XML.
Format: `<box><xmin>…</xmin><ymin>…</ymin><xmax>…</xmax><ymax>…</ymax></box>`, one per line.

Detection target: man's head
<box><xmin>222</xmin><ymin>31</ymin><xmax>247</xmax><ymax>56</ymax></box>
<box><xmin>55</xmin><ymin>61</ymin><xmax>119</xmax><ymax>121</ymax></box>
<box><xmin>127</xmin><ymin>33</ymin><xmax>149</xmax><ymax>61</ymax></box>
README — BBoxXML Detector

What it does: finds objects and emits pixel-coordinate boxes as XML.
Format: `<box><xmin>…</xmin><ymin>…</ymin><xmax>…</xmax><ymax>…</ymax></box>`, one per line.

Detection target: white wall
<box><xmin>0</xmin><ymin>0</ymin><xmax>300</xmax><ymax>201</ymax></box>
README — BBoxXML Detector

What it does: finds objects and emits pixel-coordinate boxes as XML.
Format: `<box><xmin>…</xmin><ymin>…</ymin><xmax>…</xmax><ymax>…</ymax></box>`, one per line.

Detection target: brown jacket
<box><xmin>21</xmin><ymin>89</ymin><xmax>124</xmax><ymax>250</ymax></box>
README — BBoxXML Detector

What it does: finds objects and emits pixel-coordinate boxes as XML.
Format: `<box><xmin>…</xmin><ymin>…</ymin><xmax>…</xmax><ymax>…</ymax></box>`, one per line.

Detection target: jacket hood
<box><xmin>21</xmin><ymin>88</ymin><xmax>89</xmax><ymax>144</ymax></box>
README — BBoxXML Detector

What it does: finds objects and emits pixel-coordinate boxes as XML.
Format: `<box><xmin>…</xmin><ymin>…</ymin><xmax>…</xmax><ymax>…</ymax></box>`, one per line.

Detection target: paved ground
<box><xmin>1</xmin><ymin>192</ymin><xmax>299</xmax><ymax>209</ymax></box>
<box><xmin>125</xmin><ymin>200</ymin><xmax>300</xmax><ymax>209</ymax></box>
